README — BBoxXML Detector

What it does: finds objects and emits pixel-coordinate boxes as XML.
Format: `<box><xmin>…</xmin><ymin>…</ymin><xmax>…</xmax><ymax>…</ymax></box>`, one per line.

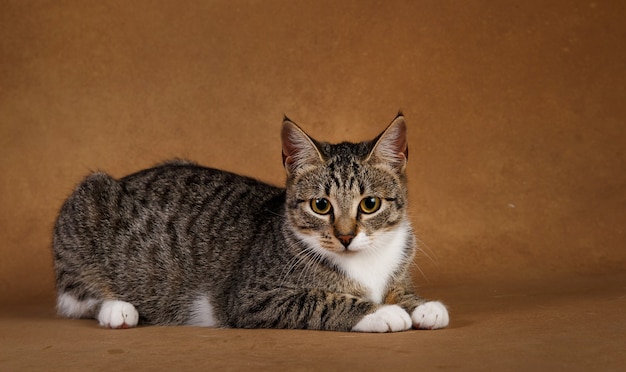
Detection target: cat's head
<box><xmin>282</xmin><ymin>114</ymin><xmax>411</xmax><ymax>259</ymax></box>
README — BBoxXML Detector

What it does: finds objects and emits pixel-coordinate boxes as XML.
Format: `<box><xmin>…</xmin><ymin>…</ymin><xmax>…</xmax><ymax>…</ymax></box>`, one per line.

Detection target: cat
<box><xmin>52</xmin><ymin>113</ymin><xmax>449</xmax><ymax>332</ymax></box>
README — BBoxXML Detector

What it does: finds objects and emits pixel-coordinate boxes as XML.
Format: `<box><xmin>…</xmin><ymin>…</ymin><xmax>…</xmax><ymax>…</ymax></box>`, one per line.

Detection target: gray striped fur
<box><xmin>53</xmin><ymin>114</ymin><xmax>434</xmax><ymax>331</ymax></box>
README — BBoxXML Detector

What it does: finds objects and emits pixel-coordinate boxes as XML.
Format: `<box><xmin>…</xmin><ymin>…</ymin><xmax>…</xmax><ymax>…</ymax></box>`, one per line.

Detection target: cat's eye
<box><xmin>310</xmin><ymin>198</ymin><xmax>332</xmax><ymax>215</ymax></box>
<box><xmin>359</xmin><ymin>197</ymin><xmax>381</xmax><ymax>214</ymax></box>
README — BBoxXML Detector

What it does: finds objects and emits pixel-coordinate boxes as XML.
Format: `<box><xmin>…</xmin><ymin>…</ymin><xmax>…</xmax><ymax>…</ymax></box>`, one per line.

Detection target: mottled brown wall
<box><xmin>1</xmin><ymin>0</ymin><xmax>625</xmax><ymax>303</ymax></box>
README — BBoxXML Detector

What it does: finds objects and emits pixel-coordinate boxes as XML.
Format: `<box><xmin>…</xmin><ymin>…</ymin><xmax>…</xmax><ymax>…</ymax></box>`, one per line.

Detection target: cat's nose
<box><xmin>336</xmin><ymin>234</ymin><xmax>354</xmax><ymax>248</ymax></box>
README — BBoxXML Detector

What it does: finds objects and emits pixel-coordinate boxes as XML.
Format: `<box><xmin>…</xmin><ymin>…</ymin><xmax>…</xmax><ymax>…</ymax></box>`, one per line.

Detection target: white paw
<box><xmin>352</xmin><ymin>305</ymin><xmax>412</xmax><ymax>333</ymax></box>
<box><xmin>97</xmin><ymin>300</ymin><xmax>139</xmax><ymax>329</ymax></box>
<box><xmin>411</xmin><ymin>301</ymin><xmax>449</xmax><ymax>330</ymax></box>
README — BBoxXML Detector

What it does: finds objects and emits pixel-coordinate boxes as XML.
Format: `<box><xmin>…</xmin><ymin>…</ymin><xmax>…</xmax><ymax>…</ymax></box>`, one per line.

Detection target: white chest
<box><xmin>333</xmin><ymin>223</ymin><xmax>410</xmax><ymax>303</ymax></box>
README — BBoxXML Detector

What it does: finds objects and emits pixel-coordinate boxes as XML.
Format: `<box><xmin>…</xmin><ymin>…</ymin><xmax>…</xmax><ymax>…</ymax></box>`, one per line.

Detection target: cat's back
<box><xmin>55</xmin><ymin>160</ymin><xmax>285</xmax><ymax>246</ymax></box>
<box><xmin>119</xmin><ymin>160</ymin><xmax>283</xmax><ymax>211</ymax></box>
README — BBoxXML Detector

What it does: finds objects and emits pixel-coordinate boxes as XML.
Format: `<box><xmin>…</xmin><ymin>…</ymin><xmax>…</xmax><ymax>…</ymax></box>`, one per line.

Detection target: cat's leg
<box><xmin>351</xmin><ymin>304</ymin><xmax>412</xmax><ymax>332</ymax></box>
<box><xmin>186</xmin><ymin>295</ymin><xmax>218</xmax><ymax>327</ymax></box>
<box><xmin>97</xmin><ymin>300</ymin><xmax>139</xmax><ymax>329</ymax></box>
<box><xmin>56</xmin><ymin>292</ymin><xmax>100</xmax><ymax>318</ymax></box>
<box><xmin>57</xmin><ymin>294</ymin><xmax>139</xmax><ymax>329</ymax></box>
<box><xmin>229</xmin><ymin>288</ymin><xmax>412</xmax><ymax>332</ymax></box>
<box><xmin>411</xmin><ymin>301</ymin><xmax>449</xmax><ymax>330</ymax></box>
<box><xmin>383</xmin><ymin>281</ymin><xmax>450</xmax><ymax>330</ymax></box>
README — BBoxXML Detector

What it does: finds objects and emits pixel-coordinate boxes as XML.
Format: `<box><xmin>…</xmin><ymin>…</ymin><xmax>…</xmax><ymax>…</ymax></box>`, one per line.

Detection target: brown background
<box><xmin>1</xmin><ymin>1</ymin><xmax>625</xmax><ymax>370</ymax></box>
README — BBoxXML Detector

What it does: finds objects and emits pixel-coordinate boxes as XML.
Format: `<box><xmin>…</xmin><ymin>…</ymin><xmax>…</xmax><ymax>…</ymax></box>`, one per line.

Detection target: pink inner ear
<box><xmin>281</xmin><ymin>120</ymin><xmax>325</xmax><ymax>173</ymax></box>
<box><xmin>281</xmin><ymin>124</ymin><xmax>298</xmax><ymax>167</ymax></box>
<box><xmin>390</xmin><ymin>117</ymin><xmax>408</xmax><ymax>162</ymax></box>
<box><xmin>369</xmin><ymin>115</ymin><xmax>409</xmax><ymax>170</ymax></box>
<box><xmin>393</xmin><ymin>137</ymin><xmax>408</xmax><ymax>161</ymax></box>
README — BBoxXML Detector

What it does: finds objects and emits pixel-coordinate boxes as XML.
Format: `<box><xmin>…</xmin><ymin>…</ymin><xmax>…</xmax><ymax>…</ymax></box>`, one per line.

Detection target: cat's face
<box><xmin>282</xmin><ymin>115</ymin><xmax>410</xmax><ymax>258</ymax></box>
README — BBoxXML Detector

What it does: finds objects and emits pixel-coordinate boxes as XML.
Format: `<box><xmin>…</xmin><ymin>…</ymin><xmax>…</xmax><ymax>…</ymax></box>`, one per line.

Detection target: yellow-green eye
<box><xmin>359</xmin><ymin>197</ymin><xmax>381</xmax><ymax>214</ymax></box>
<box><xmin>311</xmin><ymin>198</ymin><xmax>332</xmax><ymax>215</ymax></box>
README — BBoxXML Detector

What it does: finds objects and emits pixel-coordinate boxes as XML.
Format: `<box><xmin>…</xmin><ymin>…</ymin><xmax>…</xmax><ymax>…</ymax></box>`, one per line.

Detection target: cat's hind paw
<box><xmin>351</xmin><ymin>305</ymin><xmax>412</xmax><ymax>333</ymax></box>
<box><xmin>411</xmin><ymin>301</ymin><xmax>449</xmax><ymax>330</ymax></box>
<box><xmin>98</xmin><ymin>300</ymin><xmax>139</xmax><ymax>329</ymax></box>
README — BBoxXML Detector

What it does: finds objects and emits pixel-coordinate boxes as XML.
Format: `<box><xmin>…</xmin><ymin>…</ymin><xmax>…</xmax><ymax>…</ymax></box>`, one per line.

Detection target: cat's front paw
<box><xmin>411</xmin><ymin>301</ymin><xmax>449</xmax><ymax>330</ymax></box>
<box><xmin>98</xmin><ymin>300</ymin><xmax>139</xmax><ymax>329</ymax></box>
<box><xmin>352</xmin><ymin>305</ymin><xmax>412</xmax><ymax>333</ymax></box>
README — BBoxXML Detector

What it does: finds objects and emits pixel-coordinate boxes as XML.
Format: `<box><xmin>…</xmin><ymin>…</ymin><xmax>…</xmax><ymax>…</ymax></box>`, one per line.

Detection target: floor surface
<box><xmin>2</xmin><ymin>272</ymin><xmax>624</xmax><ymax>371</ymax></box>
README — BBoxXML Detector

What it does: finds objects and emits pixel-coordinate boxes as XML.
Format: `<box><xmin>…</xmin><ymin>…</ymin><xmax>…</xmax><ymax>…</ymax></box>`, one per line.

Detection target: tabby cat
<box><xmin>53</xmin><ymin>114</ymin><xmax>449</xmax><ymax>332</ymax></box>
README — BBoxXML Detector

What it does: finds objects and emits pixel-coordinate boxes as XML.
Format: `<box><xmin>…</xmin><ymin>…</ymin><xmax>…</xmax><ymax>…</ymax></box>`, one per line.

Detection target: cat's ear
<box><xmin>367</xmin><ymin>114</ymin><xmax>408</xmax><ymax>172</ymax></box>
<box><xmin>281</xmin><ymin>117</ymin><xmax>324</xmax><ymax>175</ymax></box>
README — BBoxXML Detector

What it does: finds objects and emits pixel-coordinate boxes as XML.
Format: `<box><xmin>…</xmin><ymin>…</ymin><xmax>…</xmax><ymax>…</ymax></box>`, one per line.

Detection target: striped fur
<box><xmin>53</xmin><ymin>114</ymin><xmax>448</xmax><ymax>331</ymax></box>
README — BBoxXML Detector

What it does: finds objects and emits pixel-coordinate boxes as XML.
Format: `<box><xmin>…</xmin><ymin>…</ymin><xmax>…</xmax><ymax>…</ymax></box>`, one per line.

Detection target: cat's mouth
<box><xmin>329</xmin><ymin>242</ymin><xmax>367</xmax><ymax>254</ymax></box>
<box><xmin>339</xmin><ymin>247</ymin><xmax>360</xmax><ymax>254</ymax></box>
<box><xmin>320</xmin><ymin>242</ymin><xmax>361</xmax><ymax>254</ymax></box>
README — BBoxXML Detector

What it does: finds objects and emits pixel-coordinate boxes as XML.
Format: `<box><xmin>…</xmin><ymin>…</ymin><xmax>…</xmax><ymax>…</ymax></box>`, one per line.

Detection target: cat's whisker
<box><xmin>297</xmin><ymin>249</ymin><xmax>321</xmax><ymax>287</ymax></box>
<box><xmin>293</xmin><ymin>250</ymin><xmax>318</xmax><ymax>285</ymax></box>
<box><xmin>280</xmin><ymin>235</ymin><xmax>321</xmax><ymax>288</ymax></box>
<box><xmin>278</xmin><ymin>255</ymin><xmax>303</xmax><ymax>288</ymax></box>
<box><xmin>410</xmin><ymin>260</ymin><xmax>430</xmax><ymax>283</ymax></box>
<box><xmin>263</xmin><ymin>208</ymin><xmax>285</xmax><ymax>218</ymax></box>
<box><xmin>280</xmin><ymin>247</ymin><xmax>313</xmax><ymax>287</ymax></box>
<box><xmin>414</xmin><ymin>234</ymin><xmax>440</xmax><ymax>268</ymax></box>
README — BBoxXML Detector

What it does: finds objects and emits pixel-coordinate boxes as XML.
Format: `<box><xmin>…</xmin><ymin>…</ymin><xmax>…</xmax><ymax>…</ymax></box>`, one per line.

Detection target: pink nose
<box><xmin>336</xmin><ymin>234</ymin><xmax>354</xmax><ymax>248</ymax></box>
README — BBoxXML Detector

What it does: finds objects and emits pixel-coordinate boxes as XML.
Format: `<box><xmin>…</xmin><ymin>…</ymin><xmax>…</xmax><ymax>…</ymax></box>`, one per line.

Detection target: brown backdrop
<box><xmin>1</xmin><ymin>0</ymin><xmax>625</xmax><ymax>302</ymax></box>
<box><xmin>2</xmin><ymin>1</ymin><xmax>626</xmax><ymax>370</ymax></box>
